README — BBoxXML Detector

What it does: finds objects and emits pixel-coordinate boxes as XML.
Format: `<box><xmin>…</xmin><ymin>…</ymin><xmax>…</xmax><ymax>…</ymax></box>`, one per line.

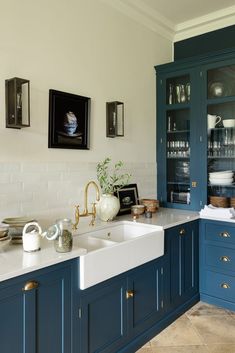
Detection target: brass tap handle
<box><xmin>89</xmin><ymin>203</ymin><xmax>97</xmax><ymax>226</ymax></box>
<box><xmin>126</xmin><ymin>290</ymin><xmax>134</xmax><ymax>299</ymax></box>
<box><xmin>73</xmin><ymin>205</ymin><xmax>80</xmax><ymax>230</ymax></box>
<box><xmin>22</xmin><ymin>281</ymin><xmax>39</xmax><ymax>291</ymax></box>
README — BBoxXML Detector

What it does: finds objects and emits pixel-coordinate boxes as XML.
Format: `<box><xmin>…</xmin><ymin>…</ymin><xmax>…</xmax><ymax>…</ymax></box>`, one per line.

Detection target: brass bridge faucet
<box><xmin>73</xmin><ymin>181</ymin><xmax>100</xmax><ymax>229</ymax></box>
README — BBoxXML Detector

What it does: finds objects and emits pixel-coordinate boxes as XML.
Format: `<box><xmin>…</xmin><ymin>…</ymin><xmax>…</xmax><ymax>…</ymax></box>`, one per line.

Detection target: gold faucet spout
<box><xmin>83</xmin><ymin>181</ymin><xmax>100</xmax><ymax>215</ymax></box>
<box><xmin>73</xmin><ymin>181</ymin><xmax>100</xmax><ymax>229</ymax></box>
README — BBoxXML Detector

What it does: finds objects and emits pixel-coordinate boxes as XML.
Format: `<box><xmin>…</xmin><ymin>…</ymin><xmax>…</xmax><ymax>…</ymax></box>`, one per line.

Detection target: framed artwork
<box><xmin>116</xmin><ymin>183</ymin><xmax>139</xmax><ymax>215</ymax></box>
<box><xmin>48</xmin><ymin>89</ymin><xmax>90</xmax><ymax>149</ymax></box>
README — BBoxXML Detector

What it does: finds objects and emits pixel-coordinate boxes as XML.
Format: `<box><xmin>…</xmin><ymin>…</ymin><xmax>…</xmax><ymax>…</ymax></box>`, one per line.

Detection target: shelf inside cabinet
<box><xmin>167</xmin><ymin>129</ymin><xmax>190</xmax><ymax>134</ymax></box>
<box><xmin>207</xmin><ymin>95</ymin><xmax>235</xmax><ymax>106</ymax></box>
<box><xmin>166</xmin><ymin>103</ymin><xmax>190</xmax><ymax>110</ymax></box>
<box><xmin>167</xmin><ymin>182</ymin><xmax>190</xmax><ymax>185</ymax></box>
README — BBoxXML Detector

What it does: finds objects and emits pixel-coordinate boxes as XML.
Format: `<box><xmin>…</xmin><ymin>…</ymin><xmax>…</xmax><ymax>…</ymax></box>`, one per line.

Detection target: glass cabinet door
<box><xmin>165</xmin><ymin>74</ymin><xmax>191</xmax><ymax>206</ymax></box>
<box><xmin>207</xmin><ymin>64</ymin><xmax>235</xmax><ymax>207</ymax></box>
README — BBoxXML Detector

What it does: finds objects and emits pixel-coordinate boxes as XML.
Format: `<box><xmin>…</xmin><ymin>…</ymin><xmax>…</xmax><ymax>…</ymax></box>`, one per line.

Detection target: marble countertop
<box><xmin>0</xmin><ymin>207</ymin><xmax>200</xmax><ymax>283</ymax></box>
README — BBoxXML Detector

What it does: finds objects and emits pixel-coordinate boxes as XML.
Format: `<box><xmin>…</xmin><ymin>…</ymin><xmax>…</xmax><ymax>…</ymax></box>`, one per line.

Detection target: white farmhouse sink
<box><xmin>76</xmin><ymin>221</ymin><xmax>164</xmax><ymax>289</ymax></box>
<box><xmin>87</xmin><ymin>222</ymin><xmax>157</xmax><ymax>242</ymax></box>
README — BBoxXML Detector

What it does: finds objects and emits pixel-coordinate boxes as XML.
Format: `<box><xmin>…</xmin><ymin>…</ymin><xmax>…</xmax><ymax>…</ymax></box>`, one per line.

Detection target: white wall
<box><xmin>0</xmin><ymin>0</ymin><xmax>172</xmax><ymax>225</ymax></box>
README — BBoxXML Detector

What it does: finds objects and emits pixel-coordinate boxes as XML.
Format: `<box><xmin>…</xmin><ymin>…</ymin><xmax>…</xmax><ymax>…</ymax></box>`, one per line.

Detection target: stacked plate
<box><xmin>0</xmin><ymin>223</ymin><xmax>11</xmax><ymax>250</ymax></box>
<box><xmin>209</xmin><ymin>170</ymin><xmax>234</xmax><ymax>186</ymax></box>
<box><xmin>2</xmin><ymin>217</ymin><xmax>35</xmax><ymax>244</ymax></box>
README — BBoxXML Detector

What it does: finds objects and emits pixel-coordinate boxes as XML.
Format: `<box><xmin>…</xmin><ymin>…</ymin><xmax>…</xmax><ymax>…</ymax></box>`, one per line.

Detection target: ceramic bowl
<box><xmin>0</xmin><ymin>234</ymin><xmax>11</xmax><ymax>250</ymax></box>
<box><xmin>223</xmin><ymin>119</ymin><xmax>235</xmax><ymax>128</ymax></box>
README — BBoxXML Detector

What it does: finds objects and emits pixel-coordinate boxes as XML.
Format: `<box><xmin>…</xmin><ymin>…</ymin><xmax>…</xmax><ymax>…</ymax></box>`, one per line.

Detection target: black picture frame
<box><xmin>116</xmin><ymin>183</ymin><xmax>139</xmax><ymax>215</ymax></box>
<box><xmin>48</xmin><ymin>89</ymin><xmax>90</xmax><ymax>149</ymax></box>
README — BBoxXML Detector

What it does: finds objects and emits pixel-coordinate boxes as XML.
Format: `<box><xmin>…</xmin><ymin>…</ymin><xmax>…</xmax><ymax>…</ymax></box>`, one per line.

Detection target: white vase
<box><xmin>97</xmin><ymin>194</ymin><xmax>120</xmax><ymax>222</ymax></box>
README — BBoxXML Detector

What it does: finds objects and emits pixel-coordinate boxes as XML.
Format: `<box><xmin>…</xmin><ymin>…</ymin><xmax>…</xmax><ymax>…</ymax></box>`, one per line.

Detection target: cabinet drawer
<box><xmin>205</xmin><ymin>223</ymin><xmax>235</xmax><ymax>245</ymax></box>
<box><xmin>205</xmin><ymin>245</ymin><xmax>235</xmax><ymax>273</ymax></box>
<box><xmin>203</xmin><ymin>270</ymin><xmax>235</xmax><ymax>302</ymax></box>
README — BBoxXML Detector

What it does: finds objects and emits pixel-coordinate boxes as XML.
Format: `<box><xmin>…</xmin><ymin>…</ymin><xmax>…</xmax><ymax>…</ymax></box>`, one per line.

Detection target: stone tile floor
<box><xmin>137</xmin><ymin>302</ymin><xmax>235</xmax><ymax>353</ymax></box>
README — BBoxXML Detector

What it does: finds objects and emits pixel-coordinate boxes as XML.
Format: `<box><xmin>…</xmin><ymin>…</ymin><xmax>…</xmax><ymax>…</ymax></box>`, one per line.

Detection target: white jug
<box><xmin>22</xmin><ymin>222</ymin><xmax>42</xmax><ymax>252</ymax></box>
<box><xmin>207</xmin><ymin>114</ymin><xmax>222</xmax><ymax>129</ymax></box>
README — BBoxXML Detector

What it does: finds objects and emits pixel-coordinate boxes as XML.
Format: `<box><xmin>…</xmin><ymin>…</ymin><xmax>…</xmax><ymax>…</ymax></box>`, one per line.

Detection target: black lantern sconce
<box><xmin>5</xmin><ymin>77</ymin><xmax>30</xmax><ymax>129</ymax></box>
<box><xmin>106</xmin><ymin>101</ymin><xmax>124</xmax><ymax>138</ymax></box>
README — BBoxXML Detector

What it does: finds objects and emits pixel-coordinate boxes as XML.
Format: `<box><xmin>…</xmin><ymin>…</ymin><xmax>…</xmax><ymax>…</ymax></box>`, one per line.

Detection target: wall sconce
<box><xmin>5</xmin><ymin>77</ymin><xmax>30</xmax><ymax>129</ymax></box>
<box><xmin>106</xmin><ymin>101</ymin><xmax>124</xmax><ymax>137</ymax></box>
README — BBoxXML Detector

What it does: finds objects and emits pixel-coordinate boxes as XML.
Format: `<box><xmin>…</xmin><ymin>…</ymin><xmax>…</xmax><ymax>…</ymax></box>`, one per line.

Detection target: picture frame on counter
<box><xmin>116</xmin><ymin>183</ymin><xmax>139</xmax><ymax>215</ymax></box>
<box><xmin>48</xmin><ymin>89</ymin><xmax>90</xmax><ymax>149</ymax></box>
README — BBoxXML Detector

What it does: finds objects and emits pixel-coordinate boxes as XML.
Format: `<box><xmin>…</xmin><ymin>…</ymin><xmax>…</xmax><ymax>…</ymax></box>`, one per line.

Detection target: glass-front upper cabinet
<box><xmin>166</xmin><ymin>75</ymin><xmax>191</xmax><ymax>206</ymax></box>
<box><xmin>156</xmin><ymin>67</ymin><xmax>202</xmax><ymax>211</ymax></box>
<box><xmin>207</xmin><ymin>63</ymin><xmax>235</xmax><ymax>207</ymax></box>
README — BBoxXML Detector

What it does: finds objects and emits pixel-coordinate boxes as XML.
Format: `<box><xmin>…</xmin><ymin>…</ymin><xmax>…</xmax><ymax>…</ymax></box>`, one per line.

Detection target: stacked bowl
<box><xmin>0</xmin><ymin>223</ymin><xmax>11</xmax><ymax>250</ymax></box>
<box><xmin>209</xmin><ymin>170</ymin><xmax>234</xmax><ymax>186</ymax></box>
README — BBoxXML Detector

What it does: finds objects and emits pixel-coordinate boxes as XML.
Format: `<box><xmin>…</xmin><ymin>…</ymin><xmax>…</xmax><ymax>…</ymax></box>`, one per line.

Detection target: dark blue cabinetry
<box><xmin>156</xmin><ymin>49</ymin><xmax>235</xmax><ymax>211</ymax></box>
<box><xmin>77</xmin><ymin>220</ymin><xmax>199</xmax><ymax>353</ymax></box>
<box><xmin>200</xmin><ymin>219</ymin><xmax>235</xmax><ymax>311</ymax></box>
<box><xmin>0</xmin><ymin>262</ymin><xmax>72</xmax><ymax>353</ymax></box>
<box><xmin>79</xmin><ymin>258</ymin><xmax>165</xmax><ymax>353</ymax></box>
<box><xmin>165</xmin><ymin>220</ymin><xmax>199</xmax><ymax>310</ymax></box>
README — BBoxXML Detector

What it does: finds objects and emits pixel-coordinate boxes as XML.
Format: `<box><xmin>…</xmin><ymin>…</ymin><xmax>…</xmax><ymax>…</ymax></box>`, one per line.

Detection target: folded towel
<box><xmin>199</xmin><ymin>204</ymin><xmax>235</xmax><ymax>219</ymax></box>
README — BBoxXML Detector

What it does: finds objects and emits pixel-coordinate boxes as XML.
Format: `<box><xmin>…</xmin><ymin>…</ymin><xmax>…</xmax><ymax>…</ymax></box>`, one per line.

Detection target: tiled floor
<box><xmin>137</xmin><ymin>302</ymin><xmax>235</xmax><ymax>353</ymax></box>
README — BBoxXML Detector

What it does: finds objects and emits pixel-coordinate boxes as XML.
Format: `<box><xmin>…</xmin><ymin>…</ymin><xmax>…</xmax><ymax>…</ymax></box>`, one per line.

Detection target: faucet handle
<box><xmin>90</xmin><ymin>203</ymin><xmax>97</xmax><ymax>226</ymax></box>
<box><xmin>73</xmin><ymin>205</ymin><xmax>80</xmax><ymax>230</ymax></box>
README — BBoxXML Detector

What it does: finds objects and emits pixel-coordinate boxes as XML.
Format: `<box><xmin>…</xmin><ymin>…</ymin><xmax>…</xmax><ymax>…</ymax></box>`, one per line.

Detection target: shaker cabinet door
<box><xmin>127</xmin><ymin>259</ymin><xmax>164</xmax><ymax>337</ymax></box>
<box><xmin>0</xmin><ymin>263</ymin><xmax>72</xmax><ymax>353</ymax></box>
<box><xmin>0</xmin><ymin>280</ymin><xmax>36</xmax><ymax>353</ymax></box>
<box><xmin>80</xmin><ymin>278</ymin><xmax>127</xmax><ymax>353</ymax></box>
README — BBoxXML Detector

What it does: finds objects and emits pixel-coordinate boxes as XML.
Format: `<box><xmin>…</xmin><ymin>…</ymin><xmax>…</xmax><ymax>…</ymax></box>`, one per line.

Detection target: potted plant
<box><xmin>96</xmin><ymin>157</ymin><xmax>131</xmax><ymax>221</ymax></box>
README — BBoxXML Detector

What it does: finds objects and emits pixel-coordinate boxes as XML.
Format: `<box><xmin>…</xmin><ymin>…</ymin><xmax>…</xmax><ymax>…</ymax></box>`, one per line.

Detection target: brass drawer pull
<box><xmin>220</xmin><ymin>282</ymin><xmax>230</xmax><ymax>289</ymax></box>
<box><xmin>126</xmin><ymin>290</ymin><xmax>134</xmax><ymax>299</ymax></box>
<box><xmin>219</xmin><ymin>231</ymin><xmax>230</xmax><ymax>238</ymax></box>
<box><xmin>179</xmin><ymin>228</ymin><xmax>186</xmax><ymax>236</ymax></box>
<box><xmin>22</xmin><ymin>281</ymin><xmax>39</xmax><ymax>291</ymax></box>
<box><xmin>220</xmin><ymin>256</ymin><xmax>231</xmax><ymax>262</ymax></box>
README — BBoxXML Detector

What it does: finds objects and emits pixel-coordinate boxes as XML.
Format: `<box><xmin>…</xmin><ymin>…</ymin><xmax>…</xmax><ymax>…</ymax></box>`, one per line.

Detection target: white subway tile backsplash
<box><xmin>0</xmin><ymin>161</ymin><xmax>157</xmax><ymax>223</ymax></box>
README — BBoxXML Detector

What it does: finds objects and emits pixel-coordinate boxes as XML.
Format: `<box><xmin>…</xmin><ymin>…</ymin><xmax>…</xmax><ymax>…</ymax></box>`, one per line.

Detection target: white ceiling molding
<box><xmin>101</xmin><ymin>0</ymin><xmax>235</xmax><ymax>44</ymax></box>
<box><xmin>174</xmin><ymin>5</ymin><xmax>235</xmax><ymax>42</ymax></box>
<box><xmin>101</xmin><ymin>0</ymin><xmax>175</xmax><ymax>41</ymax></box>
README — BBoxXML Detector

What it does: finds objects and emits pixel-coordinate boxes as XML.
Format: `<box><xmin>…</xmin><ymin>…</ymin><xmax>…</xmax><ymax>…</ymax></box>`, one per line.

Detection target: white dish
<box><xmin>209</xmin><ymin>172</ymin><xmax>233</xmax><ymax>179</ymax></box>
<box><xmin>209</xmin><ymin>170</ymin><xmax>233</xmax><ymax>175</ymax></box>
<box><xmin>209</xmin><ymin>175</ymin><xmax>233</xmax><ymax>180</ymax></box>
<box><xmin>210</xmin><ymin>180</ymin><xmax>234</xmax><ymax>186</ymax></box>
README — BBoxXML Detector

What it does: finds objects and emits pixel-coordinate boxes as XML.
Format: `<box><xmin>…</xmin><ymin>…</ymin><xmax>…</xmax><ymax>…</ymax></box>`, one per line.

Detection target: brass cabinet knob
<box><xmin>179</xmin><ymin>228</ymin><xmax>186</xmax><ymax>236</ymax></box>
<box><xmin>220</xmin><ymin>231</ymin><xmax>230</xmax><ymax>238</ymax></box>
<box><xmin>22</xmin><ymin>281</ymin><xmax>39</xmax><ymax>291</ymax></box>
<box><xmin>220</xmin><ymin>256</ymin><xmax>231</xmax><ymax>262</ymax></box>
<box><xmin>126</xmin><ymin>290</ymin><xmax>134</xmax><ymax>299</ymax></box>
<box><xmin>220</xmin><ymin>282</ymin><xmax>230</xmax><ymax>289</ymax></box>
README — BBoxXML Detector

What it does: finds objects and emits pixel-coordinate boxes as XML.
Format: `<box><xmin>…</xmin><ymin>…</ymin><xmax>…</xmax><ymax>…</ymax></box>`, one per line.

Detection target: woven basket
<box><xmin>140</xmin><ymin>199</ymin><xmax>159</xmax><ymax>213</ymax></box>
<box><xmin>209</xmin><ymin>196</ymin><xmax>229</xmax><ymax>208</ymax></box>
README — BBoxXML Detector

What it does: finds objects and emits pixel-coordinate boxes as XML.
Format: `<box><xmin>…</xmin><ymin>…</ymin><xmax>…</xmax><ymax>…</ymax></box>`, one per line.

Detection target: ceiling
<box><xmin>140</xmin><ymin>0</ymin><xmax>235</xmax><ymax>25</ymax></box>
<box><xmin>103</xmin><ymin>0</ymin><xmax>235</xmax><ymax>41</ymax></box>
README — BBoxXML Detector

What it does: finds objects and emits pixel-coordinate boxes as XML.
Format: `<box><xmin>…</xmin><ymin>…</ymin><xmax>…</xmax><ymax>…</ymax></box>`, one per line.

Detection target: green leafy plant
<box><xmin>96</xmin><ymin>157</ymin><xmax>131</xmax><ymax>194</ymax></box>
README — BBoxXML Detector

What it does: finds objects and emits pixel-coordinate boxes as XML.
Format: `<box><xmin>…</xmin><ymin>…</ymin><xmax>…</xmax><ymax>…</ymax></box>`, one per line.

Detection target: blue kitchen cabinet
<box><xmin>200</xmin><ymin>219</ymin><xmax>235</xmax><ymax>311</ymax></box>
<box><xmin>127</xmin><ymin>259</ymin><xmax>165</xmax><ymax>338</ymax></box>
<box><xmin>155</xmin><ymin>48</ymin><xmax>235</xmax><ymax>211</ymax></box>
<box><xmin>165</xmin><ymin>220</ymin><xmax>199</xmax><ymax>310</ymax></box>
<box><xmin>0</xmin><ymin>261</ymin><xmax>72</xmax><ymax>353</ymax></box>
<box><xmin>79</xmin><ymin>258</ymin><xmax>165</xmax><ymax>353</ymax></box>
<box><xmin>79</xmin><ymin>277</ymin><xmax>128</xmax><ymax>353</ymax></box>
